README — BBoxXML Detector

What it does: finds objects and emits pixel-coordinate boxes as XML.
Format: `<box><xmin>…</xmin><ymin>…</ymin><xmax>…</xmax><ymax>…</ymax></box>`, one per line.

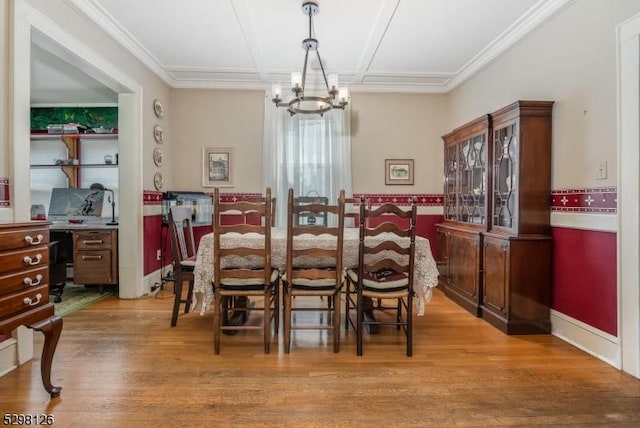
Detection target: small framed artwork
<box><xmin>202</xmin><ymin>147</ymin><xmax>234</xmax><ymax>187</ymax></box>
<box><xmin>385</xmin><ymin>159</ymin><xmax>414</xmax><ymax>185</ymax></box>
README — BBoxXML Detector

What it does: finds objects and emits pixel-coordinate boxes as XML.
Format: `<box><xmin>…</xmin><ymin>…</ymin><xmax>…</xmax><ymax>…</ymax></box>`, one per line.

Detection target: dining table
<box><xmin>191</xmin><ymin>227</ymin><xmax>440</xmax><ymax>316</ymax></box>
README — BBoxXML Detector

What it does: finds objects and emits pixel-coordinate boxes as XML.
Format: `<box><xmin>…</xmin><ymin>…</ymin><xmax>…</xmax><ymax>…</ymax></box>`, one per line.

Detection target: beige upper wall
<box><xmin>169</xmin><ymin>89</ymin><xmax>265</xmax><ymax>193</ymax></box>
<box><xmin>169</xmin><ymin>90</ymin><xmax>447</xmax><ymax>195</ymax></box>
<box><xmin>448</xmin><ymin>0</ymin><xmax>640</xmax><ymax>190</ymax></box>
<box><xmin>1</xmin><ymin>1</ymin><xmax>9</xmax><ymax>178</ymax></box>
<box><xmin>351</xmin><ymin>92</ymin><xmax>447</xmax><ymax>194</ymax></box>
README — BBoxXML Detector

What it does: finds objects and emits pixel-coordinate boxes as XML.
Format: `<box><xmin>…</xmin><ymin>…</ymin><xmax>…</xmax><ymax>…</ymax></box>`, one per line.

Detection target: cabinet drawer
<box><xmin>0</xmin><ymin>226</ymin><xmax>49</xmax><ymax>251</ymax></box>
<box><xmin>0</xmin><ymin>246</ymin><xmax>49</xmax><ymax>275</ymax></box>
<box><xmin>74</xmin><ymin>250</ymin><xmax>113</xmax><ymax>284</ymax></box>
<box><xmin>0</xmin><ymin>266</ymin><xmax>49</xmax><ymax>297</ymax></box>
<box><xmin>74</xmin><ymin>231</ymin><xmax>113</xmax><ymax>250</ymax></box>
<box><xmin>0</xmin><ymin>284</ymin><xmax>49</xmax><ymax>321</ymax></box>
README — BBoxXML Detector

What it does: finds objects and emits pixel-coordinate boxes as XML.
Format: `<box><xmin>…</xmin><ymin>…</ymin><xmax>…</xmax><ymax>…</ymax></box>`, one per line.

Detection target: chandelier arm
<box><xmin>315</xmin><ymin>50</ymin><xmax>331</xmax><ymax>95</ymax></box>
<box><xmin>301</xmin><ymin>48</ymin><xmax>310</xmax><ymax>96</ymax></box>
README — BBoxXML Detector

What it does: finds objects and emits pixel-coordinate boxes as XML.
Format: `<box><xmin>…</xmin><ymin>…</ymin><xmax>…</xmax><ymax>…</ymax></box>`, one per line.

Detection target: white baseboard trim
<box><xmin>551</xmin><ymin>309</ymin><xmax>620</xmax><ymax>369</ymax></box>
<box><xmin>0</xmin><ymin>338</ymin><xmax>18</xmax><ymax>377</ymax></box>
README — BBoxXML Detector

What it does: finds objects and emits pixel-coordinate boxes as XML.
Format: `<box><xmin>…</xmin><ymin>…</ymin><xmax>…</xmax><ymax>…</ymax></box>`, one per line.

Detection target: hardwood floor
<box><xmin>1</xmin><ymin>287</ymin><xmax>639</xmax><ymax>427</ymax></box>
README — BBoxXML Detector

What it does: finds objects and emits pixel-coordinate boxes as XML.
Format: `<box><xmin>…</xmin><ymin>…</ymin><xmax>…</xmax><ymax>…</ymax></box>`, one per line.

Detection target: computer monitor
<box><xmin>48</xmin><ymin>188</ymin><xmax>104</xmax><ymax>221</ymax></box>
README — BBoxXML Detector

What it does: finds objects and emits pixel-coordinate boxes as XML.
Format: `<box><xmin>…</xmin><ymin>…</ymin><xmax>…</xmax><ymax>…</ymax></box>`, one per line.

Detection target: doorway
<box><xmin>10</xmin><ymin>0</ymin><xmax>144</xmax><ymax>299</ymax></box>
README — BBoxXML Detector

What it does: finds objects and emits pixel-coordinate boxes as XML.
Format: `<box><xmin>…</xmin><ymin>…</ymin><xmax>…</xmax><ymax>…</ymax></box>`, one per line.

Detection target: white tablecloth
<box><xmin>192</xmin><ymin>227</ymin><xmax>439</xmax><ymax>316</ymax></box>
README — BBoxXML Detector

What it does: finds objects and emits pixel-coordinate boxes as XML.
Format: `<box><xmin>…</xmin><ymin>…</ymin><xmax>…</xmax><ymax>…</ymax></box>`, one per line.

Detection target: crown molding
<box><xmin>64</xmin><ymin>0</ymin><xmax>174</xmax><ymax>85</ymax></box>
<box><xmin>445</xmin><ymin>0</ymin><xmax>576</xmax><ymax>92</ymax></box>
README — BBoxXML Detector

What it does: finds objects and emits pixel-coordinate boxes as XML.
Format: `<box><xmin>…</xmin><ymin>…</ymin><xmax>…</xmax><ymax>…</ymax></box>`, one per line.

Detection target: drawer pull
<box><xmin>23</xmin><ymin>293</ymin><xmax>43</xmax><ymax>307</ymax></box>
<box><xmin>83</xmin><ymin>239</ymin><xmax>104</xmax><ymax>245</ymax></box>
<box><xmin>82</xmin><ymin>255</ymin><xmax>103</xmax><ymax>261</ymax></box>
<box><xmin>23</xmin><ymin>274</ymin><xmax>43</xmax><ymax>286</ymax></box>
<box><xmin>23</xmin><ymin>254</ymin><xmax>43</xmax><ymax>266</ymax></box>
<box><xmin>24</xmin><ymin>234</ymin><xmax>44</xmax><ymax>245</ymax></box>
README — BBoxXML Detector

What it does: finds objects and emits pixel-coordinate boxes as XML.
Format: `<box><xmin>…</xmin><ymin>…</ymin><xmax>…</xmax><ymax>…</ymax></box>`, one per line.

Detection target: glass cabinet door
<box><xmin>444</xmin><ymin>144</ymin><xmax>457</xmax><ymax>220</ymax></box>
<box><xmin>457</xmin><ymin>133</ymin><xmax>487</xmax><ymax>225</ymax></box>
<box><xmin>492</xmin><ymin>122</ymin><xmax>517</xmax><ymax>230</ymax></box>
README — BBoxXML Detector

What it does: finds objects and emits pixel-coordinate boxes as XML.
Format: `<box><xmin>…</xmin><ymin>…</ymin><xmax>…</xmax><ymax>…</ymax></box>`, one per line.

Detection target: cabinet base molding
<box><xmin>481</xmin><ymin>307</ymin><xmax>551</xmax><ymax>335</ymax></box>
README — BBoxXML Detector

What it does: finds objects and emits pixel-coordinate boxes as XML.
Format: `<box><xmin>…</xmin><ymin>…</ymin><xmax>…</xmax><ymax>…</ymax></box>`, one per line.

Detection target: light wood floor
<box><xmin>1</xmin><ymin>287</ymin><xmax>639</xmax><ymax>427</ymax></box>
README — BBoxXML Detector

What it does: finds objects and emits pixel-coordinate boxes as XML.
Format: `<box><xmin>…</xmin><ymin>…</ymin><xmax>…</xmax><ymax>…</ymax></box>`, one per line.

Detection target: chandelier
<box><xmin>271</xmin><ymin>1</ymin><xmax>349</xmax><ymax>116</ymax></box>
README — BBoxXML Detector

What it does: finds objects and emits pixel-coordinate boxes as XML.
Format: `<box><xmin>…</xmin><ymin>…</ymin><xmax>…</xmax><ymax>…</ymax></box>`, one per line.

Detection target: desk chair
<box><xmin>168</xmin><ymin>206</ymin><xmax>197</xmax><ymax>327</ymax></box>
<box><xmin>282</xmin><ymin>188</ymin><xmax>345</xmax><ymax>353</ymax></box>
<box><xmin>345</xmin><ymin>196</ymin><xmax>417</xmax><ymax>356</ymax></box>
<box><xmin>212</xmin><ymin>187</ymin><xmax>279</xmax><ymax>354</ymax></box>
<box><xmin>48</xmin><ymin>240</ymin><xmax>67</xmax><ymax>303</ymax></box>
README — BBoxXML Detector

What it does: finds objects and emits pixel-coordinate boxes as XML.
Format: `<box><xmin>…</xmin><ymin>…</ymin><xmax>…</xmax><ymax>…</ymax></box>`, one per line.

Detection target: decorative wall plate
<box><xmin>153</xmin><ymin>172</ymin><xmax>163</xmax><ymax>190</ymax></box>
<box><xmin>153</xmin><ymin>99</ymin><xmax>164</xmax><ymax>119</ymax></box>
<box><xmin>153</xmin><ymin>148</ymin><xmax>163</xmax><ymax>166</ymax></box>
<box><xmin>153</xmin><ymin>124</ymin><xmax>164</xmax><ymax>144</ymax></box>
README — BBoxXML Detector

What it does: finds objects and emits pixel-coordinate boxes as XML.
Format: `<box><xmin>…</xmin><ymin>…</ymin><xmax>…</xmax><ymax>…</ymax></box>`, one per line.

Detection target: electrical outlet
<box><xmin>156</xmin><ymin>249</ymin><xmax>162</xmax><ymax>260</ymax></box>
<box><xmin>596</xmin><ymin>161</ymin><xmax>607</xmax><ymax>180</ymax></box>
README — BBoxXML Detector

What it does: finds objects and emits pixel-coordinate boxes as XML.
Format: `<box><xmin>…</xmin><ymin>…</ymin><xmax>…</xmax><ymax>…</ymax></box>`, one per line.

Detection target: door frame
<box><xmin>10</xmin><ymin>0</ymin><xmax>144</xmax><ymax>298</ymax></box>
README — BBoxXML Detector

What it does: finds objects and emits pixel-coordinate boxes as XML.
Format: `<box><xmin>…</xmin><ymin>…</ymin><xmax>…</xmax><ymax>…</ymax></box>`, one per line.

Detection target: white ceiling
<box><xmin>32</xmin><ymin>0</ymin><xmax>572</xmax><ymax>103</ymax></box>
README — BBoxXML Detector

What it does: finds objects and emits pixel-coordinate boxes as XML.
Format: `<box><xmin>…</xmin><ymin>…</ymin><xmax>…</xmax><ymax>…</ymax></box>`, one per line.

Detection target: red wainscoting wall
<box><xmin>551</xmin><ymin>227</ymin><xmax>617</xmax><ymax>336</ymax></box>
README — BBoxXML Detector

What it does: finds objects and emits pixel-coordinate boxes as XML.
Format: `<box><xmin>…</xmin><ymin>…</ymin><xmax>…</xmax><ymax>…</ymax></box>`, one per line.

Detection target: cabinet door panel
<box><xmin>483</xmin><ymin>239</ymin><xmax>509</xmax><ymax>316</ymax></box>
<box><xmin>448</xmin><ymin>233</ymin><xmax>479</xmax><ymax>299</ymax></box>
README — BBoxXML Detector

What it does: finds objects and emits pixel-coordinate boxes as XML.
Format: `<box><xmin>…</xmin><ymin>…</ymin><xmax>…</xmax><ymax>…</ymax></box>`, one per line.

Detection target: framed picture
<box><xmin>385</xmin><ymin>159</ymin><xmax>414</xmax><ymax>185</ymax></box>
<box><xmin>202</xmin><ymin>147</ymin><xmax>234</xmax><ymax>187</ymax></box>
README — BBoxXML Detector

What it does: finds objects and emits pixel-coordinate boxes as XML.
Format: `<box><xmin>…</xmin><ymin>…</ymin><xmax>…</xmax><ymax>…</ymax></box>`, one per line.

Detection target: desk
<box><xmin>192</xmin><ymin>227</ymin><xmax>439</xmax><ymax>316</ymax></box>
<box><xmin>49</xmin><ymin>223</ymin><xmax>118</xmax><ymax>291</ymax></box>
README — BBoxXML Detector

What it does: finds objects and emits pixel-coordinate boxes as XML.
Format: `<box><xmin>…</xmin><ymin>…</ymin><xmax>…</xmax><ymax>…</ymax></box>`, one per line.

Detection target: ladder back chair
<box><xmin>283</xmin><ymin>188</ymin><xmax>345</xmax><ymax>353</ymax></box>
<box><xmin>344</xmin><ymin>196</ymin><xmax>370</xmax><ymax>228</ymax></box>
<box><xmin>345</xmin><ymin>196</ymin><xmax>417</xmax><ymax>356</ymax></box>
<box><xmin>168</xmin><ymin>206</ymin><xmax>197</xmax><ymax>327</ymax></box>
<box><xmin>212</xmin><ymin>187</ymin><xmax>279</xmax><ymax>354</ymax></box>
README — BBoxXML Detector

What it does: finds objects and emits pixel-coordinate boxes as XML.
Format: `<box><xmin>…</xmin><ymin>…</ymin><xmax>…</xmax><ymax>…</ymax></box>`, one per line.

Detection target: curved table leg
<box><xmin>28</xmin><ymin>316</ymin><xmax>63</xmax><ymax>397</ymax></box>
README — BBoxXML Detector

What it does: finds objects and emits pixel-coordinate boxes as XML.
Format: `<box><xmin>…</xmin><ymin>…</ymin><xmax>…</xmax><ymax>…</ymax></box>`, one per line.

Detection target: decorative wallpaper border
<box><xmin>354</xmin><ymin>193</ymin><xmax>443</xmax><ymax>206</ymax></box>
<box><xmin>0</xmin><ymin>178</ymin><xmax>9</xmax><ymax>207</ymax></box>
<box><xmin>143</xmin><ymin>188</ymin><xmax>618</xmax><ymax>214</ymax></box>
<box><xmin>551</xmin><ymin>187</ymin><xmax>617</xmax><ymax>213</ymax></box>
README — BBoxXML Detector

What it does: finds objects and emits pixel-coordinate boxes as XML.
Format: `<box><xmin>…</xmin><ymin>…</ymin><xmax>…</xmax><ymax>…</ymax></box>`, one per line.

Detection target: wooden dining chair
<box><xmin>282</xmin><ymin>188</ymin><xmax>345</xmax><ymax>353</ymax></box>
<box><xmin>168</xmin><ymin>206</ymin><xmax>197</xmax><ymax>327</ymax></box>
<box><xmin>345</xmin><ymin>196</ymin><xmax>417</xmax><ymax>356</ymax></box>
<box><xmin>212</xmin><ymin>187</ymin><xmax>279</xmax><ymax>354</ymax></box>
<box><xmin>344</xmin><ymin>196</ymin><xmax>370</xmax><ymax>227</ymax></box>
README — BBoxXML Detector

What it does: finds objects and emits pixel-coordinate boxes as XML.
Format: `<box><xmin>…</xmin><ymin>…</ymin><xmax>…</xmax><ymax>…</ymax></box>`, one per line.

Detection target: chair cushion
<box><xmin>282</xmin><ymin>269</ymin><xmax>344</xmax><ymax>289</ymax></box>
<box><xmin>180</xmin><ymin>255</ymin><xmax>197</xmax><ymax>267</ymax></box>
<box><xmin>220</xmin><ymin>269</ymin><xmax>279</xmax><ymax>289</ymax></box>
<box><xmin>347</xmin><ymin>268</ymin><xmax>408</xmax><ymax>292</ymax></box>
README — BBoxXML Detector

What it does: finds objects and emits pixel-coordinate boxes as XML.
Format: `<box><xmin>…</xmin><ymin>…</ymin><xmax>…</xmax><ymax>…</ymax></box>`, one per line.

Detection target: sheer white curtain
<box><xmin>263</xmin><ymin>93</ymin><xmax>352</xmax><ymax>226</ymax></box>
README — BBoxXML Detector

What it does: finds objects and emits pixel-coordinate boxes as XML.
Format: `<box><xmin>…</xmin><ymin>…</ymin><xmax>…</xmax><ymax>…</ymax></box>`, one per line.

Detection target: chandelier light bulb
<box><xmin>291</xmin><ymin>72</ymin><xmax>302</xmax><ymax>90</ymax></box>
<box><xmin>338</xmin><ymin>87</ymin><xmax>350</xmax><ymax>103</ymax></box>
<box><xmin>328</xmin><ymin>73</ymin><xmax>339</xmax><ymax>90</ymax></box>
<box><xmin>272</xmin><ymin>84</ymin><xmax>282</xmax><ymax>99</ymax></box>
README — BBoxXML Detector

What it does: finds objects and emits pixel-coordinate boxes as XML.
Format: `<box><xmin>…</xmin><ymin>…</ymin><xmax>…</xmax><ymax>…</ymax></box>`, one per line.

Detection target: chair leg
<box><xmin>344</xmin><ymin>279</ymin><xmax>351</xmax><ymax>331</ymax></box>
<box><xmin>184</xmin><ymin>277</ymin><xmax>194</xmax><ymax>314</ymax></box>
<box><xmin>407</xmin><ymin>295</ymin><xmax>413</xmax><ymax>357</ymax></box>
<box><xmin>356</xmin><ymin>290</ymin><xmax>363</xmax><ymax>356</ymax></box>
<box><xmin>283</xmin><ymin>285</ymin><xmax>291</xmax><ymax>354</ymax></box>
<box><xmin>333</xmin><ymin>290</ymin><xmax>341</xmax><ymax>353</ymax></box>
<box><xmin>264</xmin><ymin>289</ymin><xmax>271</xmax><ymax>355</ymax></box>
<box><xmin>213</xmin><ymin>289</ymin><xmax>221</xmax><ymax>355</ymax></box>
<box><xmin>170</xmin><ymin>269</ymin><xmax>184</xmax><ymax>327</ymax></box>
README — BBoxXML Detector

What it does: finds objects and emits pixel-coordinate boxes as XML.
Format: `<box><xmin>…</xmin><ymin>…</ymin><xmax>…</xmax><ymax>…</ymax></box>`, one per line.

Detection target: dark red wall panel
<box><xmin>552</xmin><ymin>227</ymin><xmax>617</xmax><ymax>335</ymax></box>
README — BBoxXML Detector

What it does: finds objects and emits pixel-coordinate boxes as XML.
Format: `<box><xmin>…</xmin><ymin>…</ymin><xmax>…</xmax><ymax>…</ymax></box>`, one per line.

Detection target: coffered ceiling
<box><xmin>32</xmin><ymin>0</ymin><xmax>573</xmax><ymax>103</ymax></box>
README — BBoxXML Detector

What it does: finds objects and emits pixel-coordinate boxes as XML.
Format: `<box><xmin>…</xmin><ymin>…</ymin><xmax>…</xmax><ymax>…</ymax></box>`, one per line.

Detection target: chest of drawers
<box><xmin>0</xmin><ymin>222</ymin><xmax>62</xmax><ymax>397</ymax></box>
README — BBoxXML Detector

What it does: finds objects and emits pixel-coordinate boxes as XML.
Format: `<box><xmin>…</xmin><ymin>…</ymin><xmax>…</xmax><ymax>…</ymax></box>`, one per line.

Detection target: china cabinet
<box><xmin>437</xmin><ymin>100</ymin><xmax>554</xmax><ymax>334</ymax></box>
<box><xmin>437</xmin><ymin>115</ymin><xmax>490</xmax><ymax>315</ymax></box>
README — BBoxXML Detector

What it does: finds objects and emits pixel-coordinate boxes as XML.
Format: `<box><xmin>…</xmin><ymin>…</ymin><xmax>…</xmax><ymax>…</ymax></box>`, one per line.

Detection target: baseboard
<box><xmin>0</xmin><ymin>338</ymin><xmax>18</xmax><ymax>377</ymax></box>
<box><xmin>551</xmin><ymin>309</ymin><xmax>620</xmax><ymax>368</ymax></box>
